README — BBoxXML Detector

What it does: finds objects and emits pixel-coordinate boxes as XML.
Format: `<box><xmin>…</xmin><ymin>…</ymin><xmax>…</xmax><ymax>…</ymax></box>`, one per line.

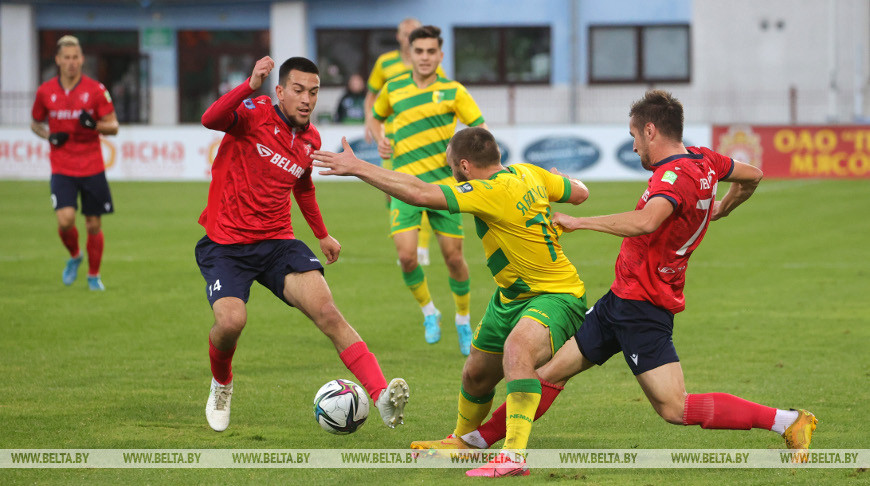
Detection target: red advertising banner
<box><xmin>712</xmin><ymin>125</ymin><xmax>870</xmax><ymax>178</ymax></box>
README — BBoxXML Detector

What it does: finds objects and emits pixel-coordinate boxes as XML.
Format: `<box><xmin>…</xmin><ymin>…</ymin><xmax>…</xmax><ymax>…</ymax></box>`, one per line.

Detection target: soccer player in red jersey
<box><xmin>31</xmin><ymin>35</ymin><xmax>119</xmax><ymax>291</ymax></box>
<box><xmin>196</xmin><ymin>56</ymin><xmax>409</xmax><ymax>432</ymax></box>
<box><xmin>413</xmin><ymin>90</ymin><xmax>817</xmax><ymax>476</ymax></box>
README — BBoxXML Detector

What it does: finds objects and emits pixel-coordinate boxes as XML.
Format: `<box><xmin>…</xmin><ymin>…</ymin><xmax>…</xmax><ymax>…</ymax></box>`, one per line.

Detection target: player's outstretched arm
<box><xmin>550</xmin><ymin>167</ymin><xmax>589</xmax><ymax>205</ymax></box>
<box><xmin>553</xmin><ymin>197</ymin><xmax>674</xmax><ymax>237</ymax></box>
<box><xmin>313</xmin><ymin>137</ymin><xmax>447</xmax><ymax>210</ymax></box>
<box><xmin>711</xmin><ymin>161</ymin><xmax>763</xmax><ymax>221</ymax></box>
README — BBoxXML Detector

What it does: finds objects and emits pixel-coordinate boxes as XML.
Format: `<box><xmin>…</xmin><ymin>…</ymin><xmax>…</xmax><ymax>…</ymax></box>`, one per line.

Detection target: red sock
<box><xmin>209</xmin><ymin>338</ymin><xmax>236</xmax><ymax>385</ymax></box>
<box><xmin>683</xmin><ymin>393</ymin><xmax>776</xmax><ymax>430</ymax></box>
<box><xmin>59</xmin><ymin>226</ymin><xmax>80</xmax><ymax>257</ymax></box>
<box><xmin>86</xmin><ymin>231</ymin><xmax>104</xmax><ymax>276</ymax></box>
<box><xmin>339</xmin><ymin>341</ymin><xmax>388</xmax><ymax>401</ymax></box>
<box><xmin>478</xmin><ymin>380</ymin><xmax>564</xmax><ymax>446</ymax></box>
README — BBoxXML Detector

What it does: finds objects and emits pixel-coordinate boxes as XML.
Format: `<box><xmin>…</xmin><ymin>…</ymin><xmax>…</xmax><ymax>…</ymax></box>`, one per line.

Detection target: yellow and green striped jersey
<box><xmin>439</xmin><ymin>163</ymin><xmax>585</xmax><ymax>302</ymax></box>
<box><xmin>367</xmin><ymin>50</ymin><xmax>447</xmax><ymax>142</ymax></box>
<box><xmin>373</xmin><ymin>74</ymin><xmax>485</xmax><ymax>184</ymax></box>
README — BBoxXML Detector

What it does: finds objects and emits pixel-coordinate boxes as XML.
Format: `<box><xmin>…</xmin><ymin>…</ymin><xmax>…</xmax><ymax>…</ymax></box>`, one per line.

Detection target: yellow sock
<box><xmin>402</xmin><ymin>265</ymin><xmax>431</xmax><ymax>307</ymax></box>
<box><xmin>454</xmin><ymin>386</ymin><xmax>495</xmax><ymax>437</ymax></box>
<box><xmin>449</xmin><ymin>277</ymin><xmax>470</xmax><ymax>316</ymax></box>
<box><xmin>503</xmin><ymin>379</ymin><xmax>542</xmax><ymax>454</ymax></box>
<box><xmin>419</xmin><ymin>213</ymin><xmax>432</xmax><ymax>249</ymax></box>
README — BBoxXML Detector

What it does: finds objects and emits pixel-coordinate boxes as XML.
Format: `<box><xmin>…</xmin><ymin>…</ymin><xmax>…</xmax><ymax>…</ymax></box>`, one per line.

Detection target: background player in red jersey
<box><xmin>416</xmin><ymin>90</ymin><xmax>817</xmax><ymax>476</ymax></box>
<box><xmin>196</xmin><ymin>55</ymin><xmax>408</xmax><ymax>433</ymax></box>
<box><xmin>30</xmin><ymin>35</ymin><xmax>119</xmax><ymax>291</ymax></box>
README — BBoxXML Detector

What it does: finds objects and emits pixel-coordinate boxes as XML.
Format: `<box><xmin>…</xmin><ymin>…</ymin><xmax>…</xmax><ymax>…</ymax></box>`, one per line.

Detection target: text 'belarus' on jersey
<box><xmin>612</xmin><ymin>146</ymin><xmax>735</xmax><ymax>314</ymax></box>
<box><xmin>32</xmin><ymin>75</ymin><xmax>115</xmax><ymax>177</ymax></box>
<box><xmin>439</xmin><ymin>163</ymin><xmax>585</xmax><ymax>302</ymax></box>
<box><xmin>199</xmin><ymin>87</ymin><xmax>327</xmax><ymax>245</ymax></box>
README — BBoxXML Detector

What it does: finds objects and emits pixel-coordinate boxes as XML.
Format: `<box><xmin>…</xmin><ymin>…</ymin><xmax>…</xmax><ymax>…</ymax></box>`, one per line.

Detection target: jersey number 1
<box><xmin>526</xmin><ymin>212</ymin><xmax>558</xmax><ymax>261</ymax></box>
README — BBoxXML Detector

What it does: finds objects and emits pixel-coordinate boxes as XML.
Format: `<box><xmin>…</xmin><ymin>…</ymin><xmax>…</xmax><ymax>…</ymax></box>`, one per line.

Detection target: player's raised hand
<box><xmin>318</xmin><ymin>235</ymin><xmax>341</xmax><ymax>264</ymax></box>
<box><xmin>312</xmin><ymin>137</ymin><xmax>363</xmax><ymax>176</ymax></box>
<box><xmin>249</xmin><ymin>56</ymin><xmax>275</xmax><ymax>91</ymax></box>
<box><xmin>551</xmin><ymin>212</ymin><xmax>579</xmax><ymax>233</ymax></box>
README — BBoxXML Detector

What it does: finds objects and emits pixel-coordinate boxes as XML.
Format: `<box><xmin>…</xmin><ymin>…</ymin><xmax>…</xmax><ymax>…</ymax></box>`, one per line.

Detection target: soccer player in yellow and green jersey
<box><xmin>369</xmin><ymin>25</ymin><xmax>487</xmax><ymax>356</ymax></box>
<box><xmin>312</xmin><ymin>126</ymin><xmax>590</xmax><ymax>478</ymax></box>
<box><xmin>365</xmin><ymin>18</ymin><xmax>447</xmax><ymax>269</ymax></box>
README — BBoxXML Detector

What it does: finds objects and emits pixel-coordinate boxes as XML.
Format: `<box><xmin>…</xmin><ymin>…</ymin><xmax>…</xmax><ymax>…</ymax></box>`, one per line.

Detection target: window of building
<box><xmin>39</xmin><ymin>30</ymin><xmax>149</xmax><ymax>124</ymax></box>
<box><xmin>316</xmin><ymin>29</ymin><xmax>397</xmax><ymax>87</ymax></box>
<box><xmin>177</xmin><ymin>30</ymin><xmax>270</xmax><ymax>123</ymax></box>
<box><xmin>589</xmin><ymin>24</ymin><xmax>690</xmax><ymax>84</ymax></box>
<box><xmin>454</xmin><ymin>26</ymin><xmax>551</xmax><ymax>85</ymax></box>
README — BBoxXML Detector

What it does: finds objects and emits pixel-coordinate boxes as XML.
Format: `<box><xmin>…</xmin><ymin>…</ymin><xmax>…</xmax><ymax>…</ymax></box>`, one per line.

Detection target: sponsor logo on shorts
<box><xmin>630</xmin><ymin>353</ymin><xmax>639</xmax><ymax>365</ymax></box>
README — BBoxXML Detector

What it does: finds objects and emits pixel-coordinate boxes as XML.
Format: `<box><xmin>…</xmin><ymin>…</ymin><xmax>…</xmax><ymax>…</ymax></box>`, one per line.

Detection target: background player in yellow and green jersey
<box><xmin>364</xmin><ymin>18</ymin><xmax>445</xmax><ymax>267</ymax></box>
<box><xmin>313</xmin><ymin>127</ymin><xmax>590</xmax><ymax>477</ymax></box>
<box><xmin>368</xmin><ymin>25</ymin><xmax>487</xmax><ymax>356</ymax></box>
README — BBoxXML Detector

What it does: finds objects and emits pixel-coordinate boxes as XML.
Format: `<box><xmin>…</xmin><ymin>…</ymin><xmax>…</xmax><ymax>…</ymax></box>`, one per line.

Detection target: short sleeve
<box><xmin>439</xmin><ymin>179</ymin><xmax>507</xmax><ymax>220</ymax></box>
<box><xmin>454</xmin><ymin>85</ymin><xmax>484</xmax><ymax>127</ymax></box>
<box><xmin>367</xmin><ymin>58</ymin><xmax>386</xmax><ymax>94</ymax></box>
<box><xmin>647</xmin><ymin>168</ymin><xmax>684</xmax><ymax>210</ymax></box>
<box><xmin>31</xmin><ymin>88</ymin><xmax>47</xmax><ymax>122</ymax></box>
<box><xmin>372</xmin><ymin>85</ymin><xmax>392</xmax><ymax>121</ymax></box>
<box><xmin>521</xmin><ymin>164</ymin><xmax>571</xmax><ymax>203</ymax></box>
<box><xmin>94</xmin><ymin>83</ymin><xmax>115</xmax><ymax>118</ymax></box>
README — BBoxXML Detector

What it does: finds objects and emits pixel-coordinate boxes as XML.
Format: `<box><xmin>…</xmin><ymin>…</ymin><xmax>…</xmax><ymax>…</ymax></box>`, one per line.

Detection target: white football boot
<box><xmin>375</xmin><ymin>378</ymin><xmax>410</xmax><ymax>428</ymax></box>
<box><xmin>205</xmin><ymin>378</ymin><xmax>233</xmax><ymax>432</ymax></box>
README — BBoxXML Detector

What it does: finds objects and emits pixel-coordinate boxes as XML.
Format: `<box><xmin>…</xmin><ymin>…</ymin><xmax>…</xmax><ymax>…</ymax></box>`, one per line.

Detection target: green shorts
<box><xmin>472</xmin><ymin>290</ymin><xmax>588</xmax><ymax>355</ymax></box>
<box><xmin>389</xmin><ymin>197</ymin><xmax>463</xmax><ymax>237</ymax></box>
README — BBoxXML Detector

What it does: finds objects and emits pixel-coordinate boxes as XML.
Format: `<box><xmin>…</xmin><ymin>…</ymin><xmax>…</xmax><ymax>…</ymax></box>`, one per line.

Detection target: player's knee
<box><xmin>398</xmin><ymin>255</ymin><xmax>418</xmax><ymax>273</ymax></box>
<box><xmin>654</xmin><ymin>400</ymin><xmax>685</xmax><ymax>425</ymax></box>
<box><xmin>443</xmin><ymin>251</ymin><xmax>466</xmax><ymax>273</ymax></box>
<box><xmin>313</xmin><ymin>302</ymin><xmax>347</xmax><ymax>335</ymax></box>
<box><xmin>213</xmin><ymin>305</ymin><xmax>246</xmax><ymax>335</ymax></box>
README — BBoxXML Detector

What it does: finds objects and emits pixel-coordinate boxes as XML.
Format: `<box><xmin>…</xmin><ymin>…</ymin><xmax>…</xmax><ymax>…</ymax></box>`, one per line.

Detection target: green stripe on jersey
<box><xmin>440</xmin><ymin>186</ymin><xmax>460</xmax><ymax>214</ymax></box>
<box><xmin>387</xmin><ymin>76</ymin><xmax>415</xmax><ymax>93</ymax></box>
<box><xmin>501</xmin><ymin>278</ymin><xmax>532</xmax><ymax>300</ymax></box>
<box><xmin>468</xmin><ymin>116</ymin><xmax>485</xmax><ymax>127</ymax></box>
<box><xmin>486</xmin><ymin>248</ymin><xmax>510</xmax><ymax>277</ymax></box>
<box><xmin>382</xmin><ymin>57</ymin><xmax>403</xmax><ymax>68</ymax></box>
<box><xmin>394</xmin><ymin>113</ymin><xmax>456</xmax><ymax>141</ymax></box>
<box><xmin>417</xmin><ymin>165</ymin><xmax>452</xmax><ymax>183</ymax></box>
<box><xmin>474</xmin><ymin>216</ymin><xmax>489</xmax><ymax>238</ymax></box>
<box><xmin>393</xmin><ymin>139</ymin><xmax>449</xmax><ymax>168</ymax></box>
<box><xmin>558</xmin><ymin>177</ymin><xmax>572</xmax><ymax>203</ymax></box>
<box><xmin>392</xmin><ymin>87</ymin><xmax>458</xmax><ymax>113</ymax></box>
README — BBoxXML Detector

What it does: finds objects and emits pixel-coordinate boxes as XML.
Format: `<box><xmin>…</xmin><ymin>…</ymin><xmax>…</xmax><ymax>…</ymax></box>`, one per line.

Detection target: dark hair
<box><xmin>408</xmin><ymin>25</ymin><xmax>443</xmax><ymax>48</ymax></box>
<box><xmin>279</xmin><ymin>57</ymin><xmax>319</xmax><ymax>86</ymax></box>
<box><xmin>449</xmin><ymin>127</ymin><xmax>500</xmax><ymax>168</ymax></box>
<box><xmin>629</xmin><ymin>89</ymin><xmax>684</xmax><ymax>142</ymax></box>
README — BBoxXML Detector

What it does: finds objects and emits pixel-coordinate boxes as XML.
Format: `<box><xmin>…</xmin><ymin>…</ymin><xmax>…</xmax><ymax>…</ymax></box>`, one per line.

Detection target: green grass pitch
<box><xmin>0</xmin><ymin>178</ymin><xmax>868</xmax><ymax>484</ymax></box>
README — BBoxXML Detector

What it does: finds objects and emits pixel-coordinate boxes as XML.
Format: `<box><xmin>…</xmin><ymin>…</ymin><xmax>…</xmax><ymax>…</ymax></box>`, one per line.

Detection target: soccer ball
<box><xmin>313</xmin><ymin>379</ymin><xmax>369</xmax><ymax>434</ymax></box>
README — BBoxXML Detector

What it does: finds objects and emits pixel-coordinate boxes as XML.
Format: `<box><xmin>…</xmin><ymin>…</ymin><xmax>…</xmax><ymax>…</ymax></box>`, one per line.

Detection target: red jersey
<box><xmin>198</xmin><ymin>79</ymin><xmax>328</xmax><ymax>245</ymax></box>
<box><xmin>31</xmin><ymin>75</ymin><xmax>114</xmax><ymax>177</ymax></box>
<box><xmin>611</xmin><ymin>147</ymin><xmax>734</xmax><ymax>314</ymax></box>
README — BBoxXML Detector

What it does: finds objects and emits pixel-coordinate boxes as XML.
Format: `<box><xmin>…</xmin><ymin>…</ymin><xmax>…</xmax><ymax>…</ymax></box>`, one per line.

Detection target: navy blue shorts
<box><xmin>574</xmin><ymin>290</ymin><xmax>679</xmax><ymax>375</ymax></box>
<box><xmin>50</xmin><ymin>172</ymin><xmax>114</xmax><ymax>215</ymax></box>
<box><xmin>194</xmin><ymin>236</ymin><xmax>324</xmax><ymax>307</ymax></box>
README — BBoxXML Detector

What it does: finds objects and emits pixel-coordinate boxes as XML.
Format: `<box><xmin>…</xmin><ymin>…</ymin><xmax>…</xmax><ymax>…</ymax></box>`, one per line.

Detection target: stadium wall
<box><xmin>0</xmin><ymin>124</ymin><xmax>710</xmax><ymax>182</ymax></box>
